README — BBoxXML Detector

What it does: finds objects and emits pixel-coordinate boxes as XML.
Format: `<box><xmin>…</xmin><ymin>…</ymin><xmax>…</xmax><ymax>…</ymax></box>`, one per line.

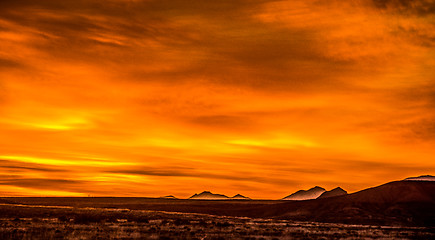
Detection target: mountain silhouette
<box><xmin>160</xmin><ymin>195</ymin><xmax>178</xmax><ymax>199</ymax></box>
<box><xmin>317</xmin><ymin>187</ymin><xmax>347</xmax><ymax>199</ymax></box>
<box><xmin>404</xmin><ymin>175</ymin><xmax>435</xmax><ymax>181</ymax></box>
<box><xmin>189</xmin><ymin>191</ymin><xmax>229</xmax><ymax>200</ymax></box>
<box><xmin>231</xmin><ymin>194</ymin><xmax>251</xmax><ymax>200</ymax></box>
<box><xmin>282</xmin><ymin>186</ymin><xmax>325</xmax><ymax>200</ymax></box>
<box><xmin>3</xmin><ymin>175</ymin><xmax>434</xmax><ymax>227</ymax></box>
<box><xmin>242</xmin><ymin>180</ymin><xmax>435</xmax><ymax>226</ymax></box>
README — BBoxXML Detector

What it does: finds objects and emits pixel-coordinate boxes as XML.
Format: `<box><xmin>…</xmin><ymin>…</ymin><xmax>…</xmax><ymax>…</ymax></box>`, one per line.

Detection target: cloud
<box><xmin>332</xmin><ymin>158</ymin><xmax>434</xmax><ymax>172</ymax></box>
<box><xmin>0</xmin><ymin>176</ymin><xmax>84</xmax><ymax>190</ymax></box>
<box><xmin>409</xmin><ymin>118</ymin><xmax>435</xmax><ymax>141</ymax></box>
<box><xmin>106</xmin><ymin>167</ymin><xmax>300</xmax><ymax>186</ymax></box>
<box><xmin>0</xmin><ymin>0</ymin><xmax>434</xmax><ymax>198</ymax></box>
<box><xmin>0</xmin><ymin>58</ymin><xmax>23</xmax><ymax>69</ymax></box>
<box><xmin>371</xmin><ymin>0</ymin><xmax>435</xmax><ymax>15</ymax></box>
<box><xmin>0</xmin><ymin>0</ymin><xmax>355</xmax><ymax>92</ymax></box>
<box><xmin>0</xmin><ymin>159</ymin><xmax>68</xmax><ymax>172</ymax></box>
<box><xmin>188</xmin><ymin>115</ymin><xmax>253</xmax><ymax>131</ymax></box>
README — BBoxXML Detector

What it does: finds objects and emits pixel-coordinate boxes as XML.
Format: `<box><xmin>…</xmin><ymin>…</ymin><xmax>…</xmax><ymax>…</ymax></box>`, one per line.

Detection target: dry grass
<box><xmin>0</xmin><ymin>203</ymin><xmax>433</xmax><ymax>240</ymax></box>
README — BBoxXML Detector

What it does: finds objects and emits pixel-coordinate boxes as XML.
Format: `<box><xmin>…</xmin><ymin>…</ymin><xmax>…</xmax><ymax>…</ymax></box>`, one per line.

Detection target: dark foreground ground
<box><xmin>1</xmin><ymin>181</ymin><xmax>434</xmax><ymax>239</ymax></box>
<box><xmin>0</xmin><ymin>202</ymin><xmax>434</xmax><ymax>240</ymax></box>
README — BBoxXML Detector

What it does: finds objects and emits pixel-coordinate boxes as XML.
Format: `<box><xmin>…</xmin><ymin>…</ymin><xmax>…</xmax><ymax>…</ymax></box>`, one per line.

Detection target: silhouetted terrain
<box><xmin>282</xmin><ymin>186</ymin><xmax>325</xmax><ymax>200</ymax></box>
<box><xmin>1</xmin><ymin>204</ymin><xmax>432</xmax><ymax>239</ymax></box>
<box><xmin>405</xmin><ymin>175</ymin><xmax>435</xmax><ymax>181</ymax></box>
<box><xmin>1</xmin><ymin>179</ymin><xmax>434</xmax><ymax>239</ymax></box>
<box><xmin>231</xmin><ymin>194</ymin><xmax>250</xmax><ymax>200</ymax></box>
<box><xmin>240</xmin><ymin>181</ymin><xmax>435</xmax><ymax>227</ymax></box>
<box><xmin>0</xmin><ymin>198</ymin><xmax>13</xmax><ymax>204</ymax></box>
<box><xmin>2</xmin><ymin>180</ymin><xmax>434</xmax><ymax>227</ymax></box>
<box><xmin>189</xmin><ymin>191</ymin><xmax>231</xmax><ymax>200</ymax></box>
<box><xmin>160</xmin><ymin>195</ymin><xmax>177</xmax><ymax>199</ymax></box>
<box><xmin>317</xmin><ymin>187</ymin><xmax>347</xmax><ymax>199</ymax></box>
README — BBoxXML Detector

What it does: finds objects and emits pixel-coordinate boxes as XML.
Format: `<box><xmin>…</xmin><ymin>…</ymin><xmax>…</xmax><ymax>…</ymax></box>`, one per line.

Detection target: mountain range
<box><xmin>404</xmin><ymin>175</ymin><xmax>435</xmax><ymax>181</ymax></box>
<box><xmin>160</xmin><ymin>195</ymin><xmax>177</xmax><ymax>199</ymax></box>
<box><xmin>185</xmin><ymin>187</ymin><xmax>349</xmax><ymax>201</ymax></box>
<box><xmin>246</xmin><ymin>178</ymin><xmax>435</xmax><ymax>226</ymax></box>
<box><xmin>163</xmin><ymin>175</ymin><xmax>433</xmax><ymax>201</ymax></box>
<box><xmin>159</xmin><ymin>175</ymin><xmax>435</xmax><ymax>226</ymax></box>
<box><xmin>1</xmin><ymin>175</ymin><xmax>433</xmax><ymax>227</ymax></box>
<box><xmin>317</xmin><ymin>187</ymin><xmax>347</xmax><ymax>199</ymax></box>
<box><xmin>282</xmin><ymin>186</ymin><xmax>326</xmax><ymax>200</ymax></box>
<box><xmin>282</xmin><ymin>186</ymin><xmax>348</xmax><ymax>200</ymax></box>
<box><xmin>189</xmin><ymin>191</ymin><xmax>250</xmax><ymax>200</ymax></box>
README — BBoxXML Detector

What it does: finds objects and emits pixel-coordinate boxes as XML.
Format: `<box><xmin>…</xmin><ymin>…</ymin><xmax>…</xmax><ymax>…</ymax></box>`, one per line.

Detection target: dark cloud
<box><xmin>0</xmin><ymin>159</ymin><xmax>68</xmax><ymax>172</ymax></box>
<box><xmin>409</xmin><ymin>118</ymin><xmax>435</xmax><ymax>140</ymax></box>
<box><xmin>274</xmin><ymin>167</ymin><xmax>332</xmax><ymax>174</ymax></box>
<box><xmin>0</xmin><ymin>0</ymin><xmax>265</xmax><ymax>45</ymax></box>
<box><xmin>0</xmin><ymin>0</ymin><xmax>434</xmax><ymax>197</ymax></box>
<box><xmin>0</xmin><ymin>165</ymin><xmax>62</xmax><ymax>172</ymax></box>
<box><xmin>106</xmin><ymin>167</ymin><xmax>299</xmax><ymax>186</ymax></box>
<box><xmin>109</xmin><ymin>168</ymin><xmax>193</xmax><ymax>177</ymax></box>
<box><xmin>371</xmin><ymin>0</ymin><xmax>435</xmax><ymax>15</ymax></box>
<box><xmin>189</xmin><ymin>115</ymin><xmax>252</xmax><ymax>129</ymax></box>
<box><xmin>331</xmin><ymin>159</ymin><xmax>435</xmax><ymax>173</ymax></box>
<box><xmin>0</xmin><ymin>175</ymin><xmax>84</xmax><ymax>190</ymax></box>
<box><xmin>389</xmin><ymin>83</ymin><xmax>435</xmax><ymax>141</ymax></box>
<box><xmin>0</xmin><ymin>0</ymin><xmax>354</xmax><ymax>92</ymax></box>
<box><xmin>0</xmin><ymin>58</ymin><xmax>24</xmax><ymax>69</ymax></box>
<box><xmin>394</xmin><ymin>25</ymin><xmax>435</xmax><ymax>47</ymax></box>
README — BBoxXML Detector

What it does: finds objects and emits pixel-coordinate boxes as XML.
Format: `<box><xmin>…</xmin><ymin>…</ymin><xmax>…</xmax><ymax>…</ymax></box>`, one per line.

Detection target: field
<box><xmin>0</xmin><ymin>198</ymin><xmax>434</xmax><ymax>239</ymax></box>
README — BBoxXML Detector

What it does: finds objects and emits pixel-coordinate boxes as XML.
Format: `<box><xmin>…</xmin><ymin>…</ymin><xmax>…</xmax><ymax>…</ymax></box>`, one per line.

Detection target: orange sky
<box><xmin>0</xmin><ymin>0</ymin><xmax>434</xmax><ymax>198</ymax></box>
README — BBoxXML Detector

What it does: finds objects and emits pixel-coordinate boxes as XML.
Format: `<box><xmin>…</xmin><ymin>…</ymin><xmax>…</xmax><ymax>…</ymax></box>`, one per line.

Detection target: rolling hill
<box><xmin>242</xmin><ymin>180</ymin><xmax>435</xmax><ymax>226</ymax></box>
<box><xmin>189</xmin><ymin>191</ymin><xmax>229</xmax><ymax>200</ymax></box>
<box><xmin>231</xmin><ymin>194</ymin><xmax>250</xmax><ymax>200</ymax></box>
<box><xmin>282</xmin><ymin>186</ymin><xmax>325</xmax><ymax>200</ymax></box>
<box><xmin>317</xmin><ymin>187</ymin><xmax>347</xmax><ymax>199</ymax></box>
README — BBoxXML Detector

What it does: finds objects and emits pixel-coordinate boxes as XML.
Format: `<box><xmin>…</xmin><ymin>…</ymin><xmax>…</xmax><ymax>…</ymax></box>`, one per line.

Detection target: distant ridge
<box><xmin>317</xmin><ymin>187</ymin><xmax>347</xmax><ymax>199</ymax></box>
<box><xmin>188</xmin><ymin>191</ymin><xmax>251</xmax><ymax>200</ymax></box>
<box><xmin>2</xmin><ymin>175</ymin><xmax>434</xmax><ymax>226</ymax></box>
<box><xmin>160</xmin><ymin>195</ymin><xmax>177</xmax><ymax>199</ymax></box>
<box><xmin>231</xmin><ymin>194</ymin><xmax>251</xmax><ymax>200</ymax></box>
<box><xmin>404</xmin><ymin>175</ymin><xmax>435</xmax><ymax>181</ymax></box>
<box><xmin>189</xmin><ymin>191</ymin><xmax>229</xmax><ymax>200</ymax></box>
<box><xmin>283</xmin><ymin>186</ymin><xmax>325</xmax><ymax>200</ymax></box>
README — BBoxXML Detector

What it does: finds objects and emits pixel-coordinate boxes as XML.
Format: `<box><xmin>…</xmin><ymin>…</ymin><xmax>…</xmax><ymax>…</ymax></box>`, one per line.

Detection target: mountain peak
<box><xmin>189</xmin><ymin>191</ymin><xmax>229</xmax><ymax>200</ymax></box>
<box><xmin>231</xmin><ymin>194</ymin><xmax>251</xmax><ymax>200</ymax></box>
<box><xmin>283</xmin><ymin>186</ymin><xmax>326</xmax><ymax>200</ymax></box>
<box><xmin>404</xmin><ymin>175</ymin><xmax>435</xmax><ymax>181</ymax></box>
<box><xmin>317</xmin><ymin>187</ymin><xmax>348</xmax><ymax>199</ymax></box>
<box><xmin>160</xmin><ymin>195</ymin><xmax>177</xmax><ymax>199</ymax></box>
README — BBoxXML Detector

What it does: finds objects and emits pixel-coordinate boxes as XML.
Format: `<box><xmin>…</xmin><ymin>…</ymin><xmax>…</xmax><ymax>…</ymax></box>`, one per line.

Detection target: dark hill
<box><xmin>404</xmin><ymin>175</ymin><xmax>435</xmax><ymax>181</ymax></box>
<box><xmin>317</xmin><ymin>187</ymin><xmax>347</xmax><ymax>199</ymax></box>
<box><xmin>3</xmin><ymin>179</ymin><xmax>433</xmax><ymax>227</ymax></box>
<box><xmin>231</xmin><ymin>194</ymin><xmax>250</xmax><ymax>200</ymax></box>
<box><xmin>160</xmin><ymin>195</ymin><xmax>177</xmax><ymax>199</ymax></box>
<box><xmin>282</xmin><ymin>186</ymin><xmax>325</xmax><ymax>200</ymax></box>
<box><xmin>189</xmin><ymin>191</ymin><xmax>229</xmax><ymax>200</ymax></box>
<box><xmin>239</xmin><ymin>181</ymin><xmax>435</xmax><ymax>226</ymax></box>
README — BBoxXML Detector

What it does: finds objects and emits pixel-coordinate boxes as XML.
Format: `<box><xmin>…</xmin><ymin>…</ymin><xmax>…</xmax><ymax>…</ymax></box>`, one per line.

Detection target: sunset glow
<box><xmin>0</xmin><ymin>0</ymin><xmax>434</xmax><ymax>198</ymax></box>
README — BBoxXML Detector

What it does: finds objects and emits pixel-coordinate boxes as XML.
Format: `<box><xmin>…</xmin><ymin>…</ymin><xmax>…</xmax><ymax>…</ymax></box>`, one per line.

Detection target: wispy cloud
<box><xmin>0</xmin><ymin>0</ymin><xmax>433</xmax><ymax>198</ymax></box>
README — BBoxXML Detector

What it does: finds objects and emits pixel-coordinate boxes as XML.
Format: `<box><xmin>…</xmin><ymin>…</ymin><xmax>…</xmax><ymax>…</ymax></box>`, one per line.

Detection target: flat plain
<box><xmin>0</xmin><ymin>196</ymin><xmax>434</xmax><ymax>240</ymax></box>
